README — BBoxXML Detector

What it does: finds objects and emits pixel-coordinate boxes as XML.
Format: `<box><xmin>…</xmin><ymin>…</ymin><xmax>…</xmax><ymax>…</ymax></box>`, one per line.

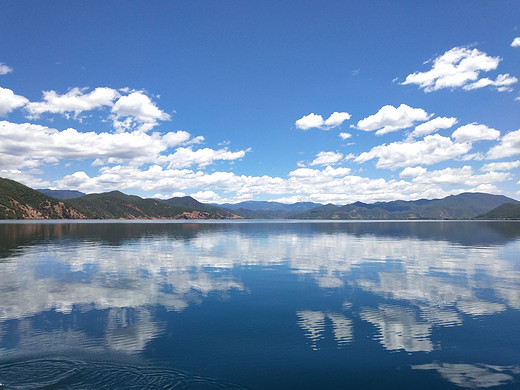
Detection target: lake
<box><xmin>0</xmin><ymin>220</ymin><xmax>519</xmax><ymax>389</ymax></box>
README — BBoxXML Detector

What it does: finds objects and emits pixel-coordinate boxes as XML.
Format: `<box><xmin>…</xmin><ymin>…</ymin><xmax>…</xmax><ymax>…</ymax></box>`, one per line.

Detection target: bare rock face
<box><xmin>174</xmin><ymin>210</ymin><xmax>215</xmax><ymax>220</ymax></box>
<box><xmin>4</xmin><ymin>197</ymin><xmax>88</xmax><ymax>220</ymax></box>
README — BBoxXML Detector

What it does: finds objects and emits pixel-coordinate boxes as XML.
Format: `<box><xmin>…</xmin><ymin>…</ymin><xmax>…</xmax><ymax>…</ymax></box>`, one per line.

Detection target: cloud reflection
<box><xmin>412</xmin><ymin>362</ymin><xmax>519</xmax><ymax>388</ymax></box>
<box><xmin>360</xmin><ymin>305</ymin><xmax>433</xmax><ymax>352</ymax></box>
<box><xmin>296</xmin><ymin>310</ymin><xmax>353</xmax><ymax>350</ymax></box>
<box><xmin>0</xmin><ymin>221</ymin><xmax>519</xmax><ymax>359</ymax></box>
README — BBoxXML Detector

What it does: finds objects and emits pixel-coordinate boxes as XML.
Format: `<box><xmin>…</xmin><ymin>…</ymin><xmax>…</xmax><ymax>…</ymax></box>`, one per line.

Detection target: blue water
<box><xmin>0</xmin><ymin>221</ymin><xmax>519</xmax><ymax>389</ymax></box>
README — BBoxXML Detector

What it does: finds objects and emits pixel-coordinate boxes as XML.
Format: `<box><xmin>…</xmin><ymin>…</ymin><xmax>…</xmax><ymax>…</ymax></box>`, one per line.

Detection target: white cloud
<box><xmin>26</xmin><ymin>87</ymin><xmax>120</xmax><ymax>119</ymax></box>
<box><xmin>190</xmin><ymin>190</ymin><xmax>223</xmax><ymax>203</ymax></box>
<box><xmin>0</xmin><ymin>168</ymin><xmax>51</xmax><ymax>188</ymax></box>
<box><xmin>511</xmin><ymin>37</ymin><xmax>520</xmax><ymax>47</ymax></box>
<box><xmin>463</xmin><ymin>74</ymin><xmax>518</xmax><ymax>92</ymax></box>
<box><xmin>111</xmin><ymin>91</ymin><xmax>171</xmax><ymax>132</ymax></box>
<box><xmin>355</xmin><ymin>134</ymin><xmax>472</xmax><ymax>169</ymax></box>
<box><xmin>461</xmin><ymin>152</ymin><xmax>485</xmax><ymax>161</ymax></box>
<box><xmin>288</xmin><ymin>165</ymin><xmax>351</xmax><ymax>179</ymax></box>
<box><xmin>0</xmin><ymin>87</ymin><xmax>29</xmax><ymax>116</ymax></box>
<box><xmin>339</xmin><ymin>132</ymin><xmax>352</xmax><ymax>140</ymax></box>
<box><xmin>310</xmin><ymin>151</ymin><xmax>344</xmax><ymax>166</ymax></box>
<box><xmin>0</xmin><ymin>62</ymin><xmax>13</xmax><ymax>75</ymax></box>
<box><xmin>152</xmin><ymin>191</ymin><xmax>186</xmax><ymax>200</ymax></box>
<box><xmin>0</xmin><ymin>120</ymin><xmax>194</xmax><ymax>168</ymax></box>
<box><xmin>159</xmin><ymin>147</ymin><xmax>249</xmax><ymax>169</ymax></box>
<box><xmin>400</xmin><ymin>166</ymin><xmax>427</xmax><ymax>178</ymax></box>
<box><xmin>487</xmin><ymin>129</ymin><xmax>520</xmax><ymax>159</ymax></box>
<box><xmin>402</xmin><ymin>165</ymin><xmax>510</xmax><ymax>187</ymax></box>
<box><xmin>480</xmin><ymin>160</ymin><xmax>520</xmax><ymax>172</ymax></box>
<box><xmin>410</xmin><ymin>116</ymin><xmax>458</xmax><ymax>138</ymax></box>
<box><xmin>47</xmin><ymin>161</ymin><xmax>469</xmax><ymax>205</ymax></box>
<box><xmin>324</xmin><ymin>112</ymin><xmax>351</xmax><ymax>127</ymax></box>
<box><xmin>295</xmin><ymin>111</ymin><xmax>350</xmax><ymax>130</ymax></box>
<box><xmin>295</xmin><ymin>113</ymin><xmax>323</xmax><ymax>130</ymax></box>
<box><xmin>469</xmin><ymin>183</ymin><xmax>501</xmax><ymax>194</ymax></box>
<box><xmin>451</xmin><ymin>123</ymin><xmax>500</xmax><ymax>143</ymax></box>
<box><xmin>356</xmin><ymin>104</ymin><xmax>431</xmax><ymax>135</ymax></box>
<box><xmin>401</xmin><ymin>46</ymin><xmax>515</xmax><ymax>92</ymax></box>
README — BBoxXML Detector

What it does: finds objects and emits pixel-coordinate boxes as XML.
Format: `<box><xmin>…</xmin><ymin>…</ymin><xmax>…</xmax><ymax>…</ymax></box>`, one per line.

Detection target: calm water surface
<box><xmin>0</xmin><ymin>221</ymin><xmax>519</xmax><ymax>389</ymax></box>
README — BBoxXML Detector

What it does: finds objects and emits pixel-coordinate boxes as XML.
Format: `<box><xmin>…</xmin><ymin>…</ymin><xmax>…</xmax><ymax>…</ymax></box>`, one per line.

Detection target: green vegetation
<box><xmin>1</xmin><ymin>177</ymin><xmax>518</xmax><ymax>220</ymax></box>
<box><xmin>162</xmin><ymin>196</ymin><xmax>239</xmax><ymax>219</ymax></box>
<box><xmin>36</xmin><ymin>189</ymin><xmax>86</xmax><ymax>199</ymax></box>
<box><xmin>290</xmin><ymin>193</ymin><xmax>520</xmax><ymax>220</ymax></box>
<box><xmin>0</xmin><ymin>178</ymin><xmax>226</xmax><ymax>220</ymax></box>
<box><xmin>66</xmin><ymin>191</ymin><xmax>220</xmax><ymax>219</ymax></box>
<box><xmin>477</xmin><ymin>203</ymin><xmax>520</xmax><ymax>220</ymax></box>
<box><xmin>0</xmin><ymin>177</ymin><xmax>85</xmax><ymax>219</ymax></box>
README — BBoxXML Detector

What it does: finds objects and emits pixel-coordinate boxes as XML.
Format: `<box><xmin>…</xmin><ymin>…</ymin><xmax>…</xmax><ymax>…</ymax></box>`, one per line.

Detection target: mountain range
<box><xmin>1</xmin><ymin>177</ymin><xmax>519</xmax><ymax>220</ymax></box>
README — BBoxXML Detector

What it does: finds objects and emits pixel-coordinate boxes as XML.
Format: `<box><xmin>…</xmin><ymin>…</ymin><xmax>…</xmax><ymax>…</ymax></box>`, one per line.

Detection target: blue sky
<box><xmin>1</xmin><ymin>0</ymin><xmax>519</xmax><ymax>204</ymax></box>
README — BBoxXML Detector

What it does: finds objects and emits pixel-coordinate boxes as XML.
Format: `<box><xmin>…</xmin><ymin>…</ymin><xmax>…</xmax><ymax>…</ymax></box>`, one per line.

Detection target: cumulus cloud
<box><xmin>295</xmin><ymin>111</ymin><xmax>351</xmax><ymax>130</ymax></box>
<box><xmin>355</xmin><ymin>134</ymin><xmax>472</xmax><ymax>169</ymax></box>
<box><xmin>410</xmin><ymin>116</ymin><xmax>458</xmax><ymax>138</ymax></box>
<box><xmin>400</xmin><ymin>165</ymin><xmax>510</xmax><ymax>187</ymax></box>
<box><xmin>152</xmin><ymin>191</ymin><xmax>186</xmax><ymax>200</ymax></box>
<box><xmin>45</xmin><ymin>160</ymin><xmax>472</xmax><ymax>205</ymax></box>
<box><xmin>511</xmin><ymin>37</ymin><xmax>520</xmax><ymax>47</ymax></box>
<box><xmin>0</xmin><ymin>168</ymin><xmax>51</xmax><ymax>188</ymax></box>
<box><xmin>324</xmin><ymin>112</ymin><xmax>351</xmax><ymax>127</ymax></box>
<box><xmin>0</xmin><ymin>120</ymin><xmax>194</xmax><ymax>168</ymax></box>
<box><xmin>19</xmin><ymin>87</ymin><xmax>171</xmax><ymax>132</ymax></box>
<box><xmin>0</xmin><ymin>62</ymin><xmax>13</xmax><ymax>75</ymax></box>
<box><xmin>400</xmin><ymin>166</ymin><xmax>427</xmax><ymax>178</ymax></box>
<box><xmin>0</xmin><ymin>86</ymin><xmax>29</xmax><ymax>116</ymax></box>
<box><xmin>480</xmin><ymin>160</ymin><xmax>520</xmax><ymax>172</ymax></box>
<box><xmin>111</xmin><ymin>91</ymin><xmax>171</xmax><ymax>132</ymax></box>
<box><xmin>310</xmin><ymin>151</ymin><xmax>344</xmax><ymax>166</ymax></box>
<box><xmin>401</xmin><ymin>46</ymin><xmax>516</xmax><ymax>92</ymax></box>
<box><xmin>339</xmin><ymin>132</ymin><xmax>352</xmax><ymax>140</ymax></box>
<box><xmin>356</xmin><ymin>104</ymin><xmax>431</xmax><ymax>135</ymax></box>
<box><xmin>25</xmin><ymin>87</ymin><xmax>120</xmax><ymax>119</ymax></box>
<box><xmin>190</xmin><ymin>190</ymin><xmax>223</xmax><ymax>203</ymax></box>
<box><xmin>158</xmin><ymin>147</ymin><xmax>250</xmax><ymax>169</ymax></box>
<box><xmin>289</xmin><ymin>165</ymin><xmax>351</xmax><ymax>179</ymax></box>
<box><xmin>451</xmin><ymin>123</ymin><xmax>500</xmax><ymax>143</ymax></box>
<box><xmin>463</xmin><ymin>74</ymin><xmax>518</xmax><ymax>92</ymax></box>
<box><xmin>487</xmin><ymin>129</ymin><xmax>520</xmax><ymax>159</ymax></box>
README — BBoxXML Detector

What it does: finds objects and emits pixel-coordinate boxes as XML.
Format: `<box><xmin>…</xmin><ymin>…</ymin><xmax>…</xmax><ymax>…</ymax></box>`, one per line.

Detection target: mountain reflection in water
<box><xmin>0</xmin><ymin>221</ymin><xmax>519</xmax><ymax>389</ymax></box>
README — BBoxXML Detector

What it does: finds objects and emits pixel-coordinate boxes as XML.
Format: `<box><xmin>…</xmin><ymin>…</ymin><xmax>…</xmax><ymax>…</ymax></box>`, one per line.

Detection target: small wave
<box><xmin>0</xmin><ymin>358</ymin><xmax>248</xmax><ymax>390</ymax></box>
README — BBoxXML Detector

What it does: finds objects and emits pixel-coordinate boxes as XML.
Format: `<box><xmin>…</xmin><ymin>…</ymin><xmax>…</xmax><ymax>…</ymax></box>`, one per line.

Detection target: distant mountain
<box><xmin>3</xmin><ymin>177</ymin><xmax>519</xmax><ymax>220</ymax></box>
<box><xmin>214</xmin><ymin>200</ymin><xmax>323</xmax><ymax>218</ymax></box>
<box><xmin>291</xmin><ymin>193</ymin><xmax>520</xmax><ymax>220</ymax></box>
<box><xmin>477</xmin><ymin>203</ymin><xmax>520</xmax><ymax>220</ymax></box>
<box><xmin>0</xmin><ymin>177</ymin><xmax>87</xmax><ymax>219</ymax></box>
<box><xmin>36</xmin><ymin>189</ymin><xmax>86</xmax><ymax>199</ymax></box>
<box><xmin>162</xmin><ymin>196</ymin><xmax>241</xmax><ymax>219</ymax></box>
<box><xmin>217</xmin><ymin>200</ymin><xmax>322</xmax><ymax>211</ymax></box>
<box><xmin>66</xmin><ymin>191</ymin><xmax>220</xmax><ymax>219</ymax></box>
<box><xmin>1</xmin><ymin>178</ymin><xmax>230</xmax><ymax>220</ymax></box>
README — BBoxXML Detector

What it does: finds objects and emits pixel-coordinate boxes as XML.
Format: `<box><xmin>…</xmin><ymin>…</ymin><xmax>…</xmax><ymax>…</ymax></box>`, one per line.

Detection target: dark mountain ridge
<box><xmin>0</xmin><ymin>178</ymin><xmax>232</xmax><ymax>220</ymax></box>
<box><xmin>0</xmin><ymin>178</ymin><xmax>87</xmax><ymax>219</ymax></box>
<box><xmin>477</xmin><ymin>203</ymin><xmax>520</xmax><ymax>220</ymax></box>
<box><xmin>36</xmin><ymin>189</ymin><xmax>86</xmax><ymax>199</ymax></box>
<box><xmin>1</xmin><ymin>177</ymin><xmax>518</xmax><ymax>220</ymax></box>
<box><xmin>162</xmin><ymin>196</ymin><xmax>241</xmax><ymax>219</ymax></box>
<box><xmin>291</xmin><ymin>193</ymin><xmax>519</xmax><ymax>220</ymax></box>
<box><xmin>216</xmin><ymin>200</ymin><xmax>322</xmax><ymax>212</ymax></box>
<box><xmin>213</xmin><ymin>201</ymin><xmax>323</xmax><ymax>218</ymax></box>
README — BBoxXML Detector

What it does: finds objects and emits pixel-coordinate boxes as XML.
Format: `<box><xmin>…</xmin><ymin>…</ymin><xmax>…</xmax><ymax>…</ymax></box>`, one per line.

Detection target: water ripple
<box><xmin>0</xmin><ymin>358</ymin><xmax>248</xmax><ymax>390</ymax></box>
